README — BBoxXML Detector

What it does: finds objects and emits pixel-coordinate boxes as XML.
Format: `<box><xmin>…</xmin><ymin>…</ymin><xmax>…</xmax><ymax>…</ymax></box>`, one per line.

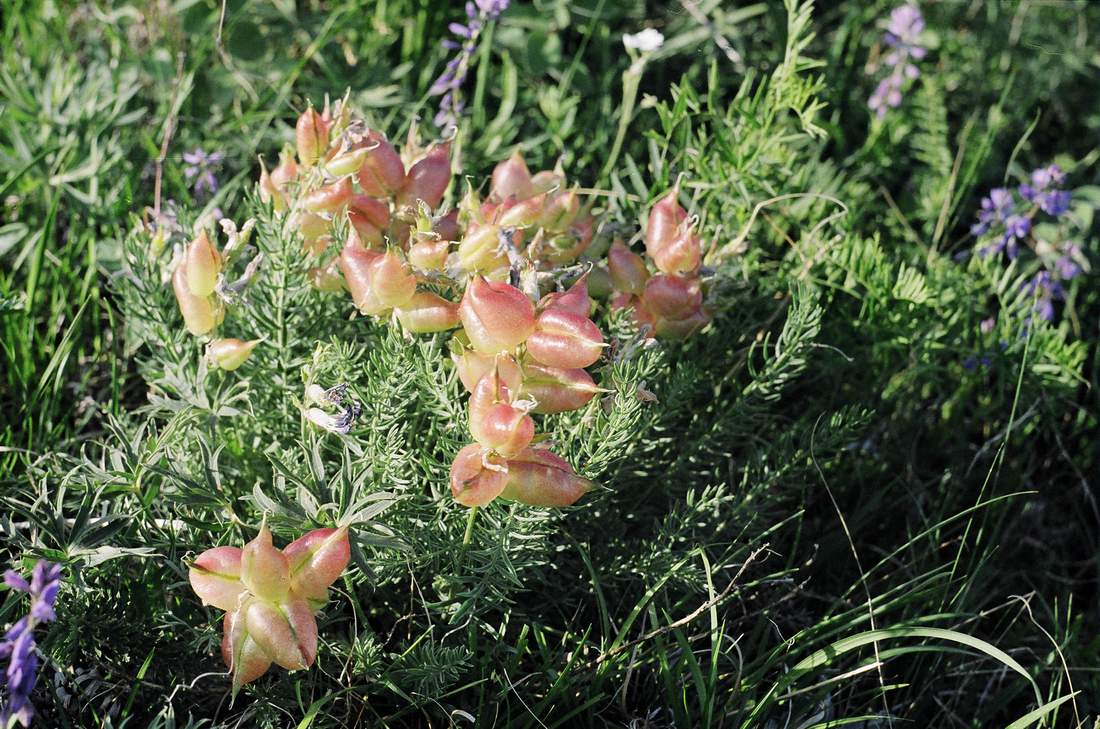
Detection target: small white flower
<box><xmin>622</xmin><ymin>28</ymin><xmax>664</xmax><ymax>53</ymax></box>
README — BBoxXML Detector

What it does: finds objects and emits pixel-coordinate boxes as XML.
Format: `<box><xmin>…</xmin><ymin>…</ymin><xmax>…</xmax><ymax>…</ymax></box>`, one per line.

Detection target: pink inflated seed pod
<box><xmin>520</xmin><ymin>363</ymin><xmax>600</xmax><ymax>414</ymax></box>
<box><xmin>173</xmin><ymin>262</ymin><xmax>222</xmax><ymax>336</ymax></box>
<box><xmin>370</xmin><ymin>249</ymin><xmax>417</xmax><ymax>309</ymax></box>
<box><xmin>608</xmin><ymin>240</ymin><xmax>649</xmax><ymax>295</ymax></box>
<box><xmin>296</xmin><ymin>106</ymin><xmax>331</xmax><ymax>166</ymax></box>
<box><xmin>645</xmin><ymin>189</ymin><xmax>688</xmax><ymax>261</ymax></box>
<box><xmin>396</xmin><ymin>292</ymin><xmax>460</xmax><ymax>333</ymax></box>
<box><xmin>185</xmin><ymin>230</ymin><xmax>222</xmax><ymax>297</ymax></box>
<box><xmin>450</xmin><ymin>443</ymin><xmax>509</xmax><ymax>507</ymax></box>
<box><xmin>526</xmin><ymin>309</ymin><xmax>604</xmax><ymax>369</ymax></box>
<box><xmin>337</xmin><ymin>242</ymin><xmax>386</xmax><ymax>315</ymax></box>
<box><xmin>491</xmin><ymin>151</ymin><xmax>536</xmax><ymax>202</ymax></box>
<box><xmin>397</xmin><ymin>143</ymin><xmax>450</xmax><ymax>210</ymax></box>
<box><xmin>498</xmin><ymin>448</ymin><xmax>592</xmax><ymax>507</ymax></box>
<box><xmin>458</xmin><ymin>277</ymin><xmax>536</xmax><ymax>354</ymax></box>
<box><xmin>357</xmin><ymin>131</ymin><xmax>406</xmax><ymax>198</ymax></box>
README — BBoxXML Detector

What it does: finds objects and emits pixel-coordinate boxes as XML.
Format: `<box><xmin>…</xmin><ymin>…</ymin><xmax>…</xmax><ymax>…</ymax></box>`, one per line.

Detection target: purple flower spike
<box><xmin>1</xmin><ymin>561</ymin><xmax>62</xmax><ymax>727</ymax></box>
<box><xmin>868</xmin><ymin>4</ymin><xmax>926</xmax><ymax>118</ymax></box>
<box><xmin>182</xmin><ymin>148</ymin><xmax>223</xmax><ymax>200</ymax></box>
<box><xmin>430</xmin><ymin>0</ymin><xmax>510</xmax><ymax>129</ymax></box>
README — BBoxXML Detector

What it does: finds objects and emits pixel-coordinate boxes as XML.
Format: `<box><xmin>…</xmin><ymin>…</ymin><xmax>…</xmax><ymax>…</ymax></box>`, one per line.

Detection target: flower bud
<box><xmin>642</xmin><ymin>274</ymin><xmax>703</xmax><ymax>321</ymax></box>
<box><xmin>491</xmin><ymin>151</ymin><xmax>536</xmax><ymax>201</ymax></box>
<box><xmin>457</xmin><ymin>223</ymin><xmax>508</xmax><ymax>273</ymax></box>
<box><xmin>282</xmin><ymin>527</ymin><xmax>351</xmax><ymax>604</ymax></box>
<box><xmin>408</xmin><ymin>238</ymin><xmax>450</xmax><ymax>271</ymax></box>
<box><xmin>357</xmin><ymin>132</ymin><xmax>406</xmax><ymax>198</ymax></box>
<box><xmin>185</xmin><ymin>230</ymin><xmax>222</xmax><ymax>297</ymax></box>
<box><xmin>370</xmin><ymin>249</ymin><xmax>417</xmax><ymax>309</ymax></box>
<box><xmin>337</xmin><ymin>243</ymin><xmax>386</xmax><ymax>315</ymax></box>
<box><xmin>608</xmin><ymin>240</ymin><xmax>650</xmax><ymax>295</ymax></box>
<box><xmin>324</xmin><ymin>146</ymin><xmax>369</xmax><ymax>179</ymax></box>
<box><xmin>398</xmin><ymin>143</ymin><xmax>451</xmax><ymax>210</ymax></box>
<box><xmin>645</xmin><ymin>189</ymin><xmax>688</xmax><ymax>260</ymax></box>
<box><xmin>304</xmin><ymin>177</ymin><xmax>353</xmax><ymax>213</ymax></box>
<box><xmin>538</xmin><ymin>273</ymin><xmax>592</xmax><ymax>318</ymax></box>
<box><xmin>450</xmin><ymin>443</ymin><xmax>509</xmax><ymax>507</ymax></box>
<box><xmin>498</xmin><ymin>448</ymin><xmax>592</xmax><ymax>507</ymax></box>
<box><xmin>469</xmin><ymin>367</ymin><xmax>534</xmax><ymax>457</ymax></box>
<box><xmin>206</xmin><ymin>338</ymin><xmax>260</xmax><ymax>371</ymax></box>
<box><xmin>459</xmin><ymin>277</ymin><xmax>536</xmax><ymax>353</ymax></box>
<box><xmin>296</xmin><ymin>106</ymin><xmax>331</xmax><ymax>166</ymax></box>
<box><xmin>173</xmin><ymin>263</ymin><xmax>222</xmax><ymax>336</ymax></box>
<box><xmin>308</xmin><ymin>260</ymin><xmax>345</xmax><ymax>293</ymax></box>
<box><xmin>526</xmin><ymin>309</ymin><xmax>604</xmax><ymax>369</ymax></box>
<box><xmin>395</xmin><ymin>292</ymin><xmax>460</xmax><ymax>333</ymax></box>
<box><xmin>240</xmin><ymin>523</ymin><xmax>291</xmax><ymax>603</ymax></box>
<box><xmin>520</xmin><ymin>363</ymin><xmax>600</xmax><ymax>414</ymax></box>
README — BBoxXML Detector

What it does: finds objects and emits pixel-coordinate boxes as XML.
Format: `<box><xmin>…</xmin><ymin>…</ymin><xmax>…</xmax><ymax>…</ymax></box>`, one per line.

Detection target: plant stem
<box><xmin>462</xmin><ymin>506</ymin><xmax>479</xmax><ymax>548</ymax></box>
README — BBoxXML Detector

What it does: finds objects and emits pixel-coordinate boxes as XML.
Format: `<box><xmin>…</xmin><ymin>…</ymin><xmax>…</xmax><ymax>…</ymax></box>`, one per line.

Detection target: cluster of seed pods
<box><xmin>607</xmin><ymin>186</ymin><xmax>712</xmax><ymax>339</ymax></box>
<box><xmin>188</xmin><ymin>524</ymin><xmax>351</xmax><ymax>691</ymax></box>
<box><xmin>175</xmin><ymin>98</ymin><xmax>715</xmax><ymax>691</ymax></box>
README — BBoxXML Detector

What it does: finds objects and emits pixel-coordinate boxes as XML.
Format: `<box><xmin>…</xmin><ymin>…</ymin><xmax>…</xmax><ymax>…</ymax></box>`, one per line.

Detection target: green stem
<box><xmin>462</xmin><ymin>506</ymin><xmax>479</xmax><ymax>548</ymax></box>
<box><xmin>600</xmin><ymin>60</ymin><xmax>645</xmax><ymax>182</ymax></box>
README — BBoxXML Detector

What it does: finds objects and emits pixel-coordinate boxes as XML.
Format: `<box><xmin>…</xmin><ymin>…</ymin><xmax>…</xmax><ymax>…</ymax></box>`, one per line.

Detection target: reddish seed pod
<box><xmin>206</xmin><ymin>338</ymin><xmax>260</xmax><ymax>371</ymax></box>
<box><xmin>608</xmin><ymin>240</ymin><xmax>650</xmax><ymax>295</ymax></box>
<box><xmin>650</xmin><ymin>227</ymin><xmax>702</xmax><ymax>276</ymax></box>
<box><xmin>357</xmin><ymin>131</ymin><xmax>406</xmax><ymax>198</ymax></box>
<box><xmin>240</xmin><ymin>523</ymin><xmax>291</xmax><ymax>603</ymax></box>
<box><xmin>457</xmin><ymin>223</ymin><xmax>507</xmax><ymax>273</ymax></box>
<box><xmin>407</xmin><ymin>239</ymin><xmax>450</xmax><ymax>271</ymax></box>
<box><xmin>282</xmin><ymin>527</ymin><xmax>351</xmax><ymax>604</ymax></box>
<box><xmin>304</xmin><ymin>177</ymin><xmax>353</xmax><ymax>213</ymax></box>
<box><xmin>496</xmin><ymin>195</ymin><xmax>545</xmax><ymax>228</ymax></box>
<box><xmin>337</xmin><ymin>243</ymin><xmax>386</xmax><ymax>315</ymax></box>
<box><xmin>452</xmin><ymin>349</ymin><xmax>523</xmax><ymax>393</ymax></box>
<box><xmin>539</xmin><ymin>189</ymin><xmax>580</xmax><ymax>231</ymax></box>
<box><xmin>458</xmin><ymin>277</ymin><xmax>536</xmax><ymax>354</ymax></box>
<box><xmin>491</xmin><ymin>151</ymin><xmax>536</xmax><ymax>201</ymax></box>
<box><xmin>450</xmin><ymin>443</ymin><xmax>509</xmax><ymax>507</ymax></box>
<box><xmin>325</xmin><ymin>146</ymin><xmax>369</xmax><ymax>179</ymax></box>
<box><xmin>189</xmin><ymin>546</ymin><xmax>246</xmax><ymax>611</ymax></box>
<box><xmin>539</xmin><ymin>272</ymin><xmax>592</xmax><ymax>318</ymax></box>
<box><xmin>526</xmin><ymin>309</ymin><xmax>604</xmax><ymax>369</ymax></box>
<box><xmin>308</xmin><ymin>260</ymin><xmax>345</xmax><ymax>293</ymax></box>
<box><xmin>258</xmin><ymin>158</ymin><xmax>285</xmax><ymax>211</ymax></box>
<box><xmin>520</xmin><ymin>363</ymin><xmax>600</xmax><ymax>414</ymax></box>
<box><xmin>185</xmin><ymin>230</ymin><xmax>222</xmax><ymax>297</ymax></box>
<box><xmin>497</xmin><ymin>448</ymin><xmax>592</xmax><ymax>507</ymax></box>
<box><xmin>270</xmin><ymin>147</ymin><xmax>299</xmax><ymax>189</ymax></box>
<box><xmin>296</xmin><ymin>107</ymin><xmax>331</xmax><ymax>166</ymax></box>
<box><xmin>469</xmin><ymin>367</ymin><xmax>534</xmax><ymax>457</ymax></box>
<box><xmin>642</xmin><ymin>274</ymin><xmax>703</xmax><ymax>321</ymax></box>
<box><xmin>645</xmin><ymin>190</ymin><xmax>688</xmax><ymax>261</ymax></box>
<box><xmin>395</xmin><ymin>292</ymin><xmax>460</xmax><ymax>333</ymax></box>
<box><xmin>530</xmin><ymin>170</ymin><xmax>563</xmax><ymax>195</ymax></box>
<box><xmin>397</xmin><ymin>143</ymin><xmax>451</xmax><ymax>210</ymax></box>
<box><xmin>433</xmin><ymin>209</ymin><xmax>461</xmax><ymax>242</ymax></box>
<box><xmin>655</xmin><ymin>307</ymin><xmax>711</xmax><ymax>339</ymax></box>
<box><xmin>173</xmin><ymin>263</ymin><xmax>222</xmax><ymax>336</ymax></box>
<box><xmin>370</xmin><ymin>250</ymin><xmax>417</xmax><ymax>309</ymax></box>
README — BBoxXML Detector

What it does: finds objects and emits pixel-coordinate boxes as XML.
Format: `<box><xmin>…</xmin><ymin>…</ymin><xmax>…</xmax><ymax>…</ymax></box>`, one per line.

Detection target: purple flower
<box><xmin>1022</xmin><ymin>270</ymin><xmax>1064</xmax><ymax>322</ymax></box>
<box><xmin>182</xmin><ymin>149</ymin><xmax>224</xmax><ymax>199</ymax></box>
<box><xmin>1020</xmin><ymin>164</ymin><xmax>1071</xmax><ymax>217</ymax></box>
<box><xmin>971</xmin><ymin>188</ymin><xmax>1014</xmax><ymax>236</ymax></box>
<box><xmin>1</xmin><ymin>561</ymin><xmax>61</xmax><ymax>727</ymax></box>
<box><xmin>430</xmin><ymin>1</ymin><xmax>510</xmax><ymax>128</ymax></box>
<box><xmin>868</xmin><ymin>4</ymin><xmax>926</xmax><ymax>117</ymax></box>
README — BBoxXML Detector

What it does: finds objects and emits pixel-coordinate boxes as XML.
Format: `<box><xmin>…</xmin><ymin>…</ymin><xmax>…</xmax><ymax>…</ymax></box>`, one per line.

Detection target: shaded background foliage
<box><xmin>3</xmin><ymin>0</ymin><xmax>1100</xmax><ymax>727</ymax></box>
